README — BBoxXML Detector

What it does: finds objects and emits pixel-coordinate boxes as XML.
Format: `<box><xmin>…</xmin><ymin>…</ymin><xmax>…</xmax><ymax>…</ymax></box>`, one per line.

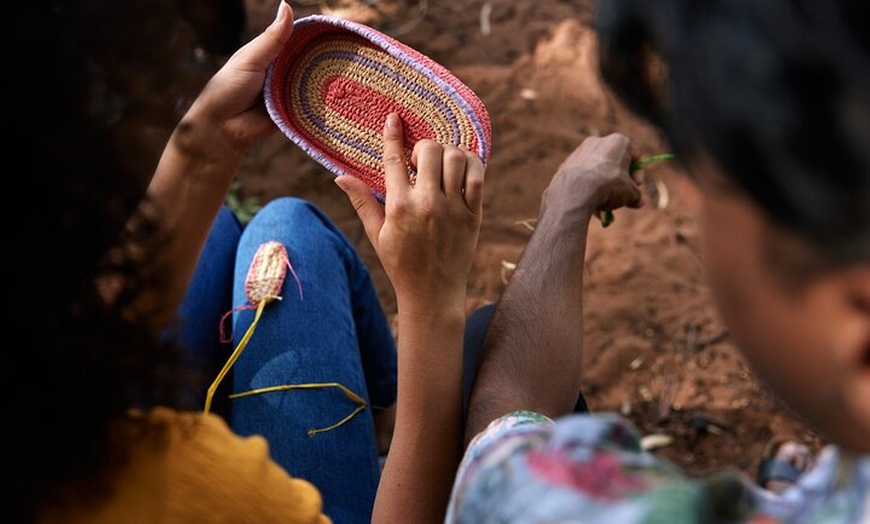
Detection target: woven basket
<box><xmin>264</xmin><ymin>14</ymin><xmax>492</xmax><ymax>201</ymax></box>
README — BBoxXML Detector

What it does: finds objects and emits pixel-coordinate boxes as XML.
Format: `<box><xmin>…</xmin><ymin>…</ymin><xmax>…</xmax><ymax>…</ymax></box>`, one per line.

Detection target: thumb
<box><xmin>335</xmin><ymin>175</ymin><xmax>385</xmax><ymax>248</ymax></box>
<box><xmin>231</xmin><ymin>1</ymin><xmax>294</xmax><ymax>70</ymax></box>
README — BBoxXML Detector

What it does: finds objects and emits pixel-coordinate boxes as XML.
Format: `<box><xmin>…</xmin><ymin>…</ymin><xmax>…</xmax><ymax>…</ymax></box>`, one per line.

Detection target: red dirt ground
<box><xmin>230</xmin><ymin>0</ymin><xmax>822</xmax><ymax>479</ymax></box>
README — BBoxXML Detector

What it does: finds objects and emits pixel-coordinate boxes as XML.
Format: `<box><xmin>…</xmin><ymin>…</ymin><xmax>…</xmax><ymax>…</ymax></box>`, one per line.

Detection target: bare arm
<box><xmin>122</xmin><ymin>2</ymin><xmax>295</xmax><ymax>330</ymax></box>
<box><xmin>336</xmin><ymin>113</ymin><xmax>485</xmax><ymax>523</ymax></box>
<box><xmin>464</xmin><ymin>133</ymin><xmax>643</xmax><ymax>445</ymax></box>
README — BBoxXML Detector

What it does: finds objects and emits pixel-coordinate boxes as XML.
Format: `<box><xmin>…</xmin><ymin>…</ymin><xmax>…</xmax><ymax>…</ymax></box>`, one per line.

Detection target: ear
<box><xmin>839</xmin><ymin>264</ymin><xmax>870</xmax><ymax>452</ymax></box>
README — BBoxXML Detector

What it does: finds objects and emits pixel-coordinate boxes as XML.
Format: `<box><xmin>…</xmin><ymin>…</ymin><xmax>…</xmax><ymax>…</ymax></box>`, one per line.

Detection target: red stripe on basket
<box><xmin>321</xmin><ymin>76</ymin><xmax>437</xmax><ymax>143</ymax></box>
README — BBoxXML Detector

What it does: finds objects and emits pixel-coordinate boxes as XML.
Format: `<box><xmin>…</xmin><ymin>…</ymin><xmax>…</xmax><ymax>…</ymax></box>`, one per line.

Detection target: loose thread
<box><xmin>283</xmin><ymin>251</ymin><xmax>304</xmax><ymax>301</ymax></box>
<box><xmin>204</xmin><ymin>296</ymin><xmax>278</xmax><ymax>414</ymax></box>
<box><xmin>308</xmin><ymin>405</ymin><xmax>366</xmax><ymax>436</ymax></box>
<box><xmin>218</xmin><ymin>303</ymin><xmax>261</xmax><ymax>344</ymax></box>
<box><xmin>229</xmin><ymin>382</ymin><xmax>368</xmax><ymax>436</ymax></box>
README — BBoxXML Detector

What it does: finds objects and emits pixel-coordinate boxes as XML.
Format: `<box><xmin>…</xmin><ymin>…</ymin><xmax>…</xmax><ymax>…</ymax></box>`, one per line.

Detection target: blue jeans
<box><xmin>175</xmin><ymin>197</ymin><xmax>397</xmax><ymax>524</ymax></box>
<box><xmin>175</xmin><ymin>198</ymin><xmax>588</xmax><ymax>522</ymax></box>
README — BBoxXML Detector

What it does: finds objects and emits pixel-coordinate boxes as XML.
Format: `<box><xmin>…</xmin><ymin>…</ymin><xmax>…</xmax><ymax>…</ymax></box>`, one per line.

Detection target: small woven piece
<box><xmin>218</xmin><ymin>240</ymin><xmax>303</xmax><ymax>344</ymax></box>
<box><xmin>244</xmin><ymin>240</ymin><xmax>303</xmax><ymax>304</ymax></box>
<box><xmin>245</xmin><ymin>241</ymin><xmax>288</xmax><ymax>304</ymax></box>
<box><xmin>264</xmin><ymin>14</ymin><xmax>492</xmax><ymax>201</ymax></box>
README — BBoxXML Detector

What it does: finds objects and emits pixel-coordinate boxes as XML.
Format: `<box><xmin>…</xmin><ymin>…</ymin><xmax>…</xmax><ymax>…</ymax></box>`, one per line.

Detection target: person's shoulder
<box><xmin>449</xmin><ymin>411</ymin><xmax>699</xmax><ymax>523</ymax></box>
<box><xmin>140</xmin><ymin>407</ymin><xmax>281</xmax><ymax>482</ymax></box>
<box><xmin>134</xmin><ymin>407</ymin><xmax>332</xmax><ymax>523</ymax></box>
<box><xmin>465</xmin><ymin>411</ymin><xmax>642</xmax><ymax>456</ymax></box>
<box><xmin>127</xmin><ymin>406</ymin><xmax>263</xmax><ymax>453</ymax></box>
<box><xmin>475</xmin><ymin>410</ymin><xmax>644</xmax><ymax>449</ymax></box>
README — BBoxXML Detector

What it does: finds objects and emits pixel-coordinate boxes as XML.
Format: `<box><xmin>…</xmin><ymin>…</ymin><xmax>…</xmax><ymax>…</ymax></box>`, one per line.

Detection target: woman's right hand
<box><xmin>336</xmin><ymin>113</ymin><xmax>485</xmax><ymax>313</ymax></box>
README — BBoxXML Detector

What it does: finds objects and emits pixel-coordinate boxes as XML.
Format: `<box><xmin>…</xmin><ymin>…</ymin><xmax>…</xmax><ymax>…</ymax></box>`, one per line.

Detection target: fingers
<box><xmin>411</xmin><ymin>140</ymin><xmax>444</xmax><ymax>193</ymax></box>
<box><xmin>545</xmin><ymin>132</ymin><xmax>649</xmax><ymax>223</ymax></box>
<box><xmin>382</xmin><ymin>113</ymin><xmax>485</xmax><ymax>212</ymax></box>
<box><xmin>334</xmin><ymin>175</ymin><xmax>385</xmax><ymax>248</ymax></box>
<box><xmin>411</xmin><ymin>141</ymin><xmax>483</xmax><ymax>211</ymax></box>
<box><xmin>462</xmin><ymin>151</ymin><xmax>486</xmax><ymax>213</ymax></box>
<box><xmin>382</xmin><ymin>114</ymin><xmax>412</xmax><ymax>199</ymax></box>
<box><xmin>630</xmin><ymin>168</ymin><xmax>646</xmax><ymax>186</ymax></box>
<box><xmin>196</xmin><ymin>0</ymin><xmax>294</xmax><ymax>120</ymax></box>
<box><xmin>230</xmin><ymin>1</ymin><xmax>295</xmax><ymax>71</ymax></box>
<box><xmin>590</xmin><ymin>133</ymin><xmax>632</xmax><ymax>171</ymax></box>
<box><xmin>625</xmin><ymin>178</ymin><xmax>644</xmax><ymax>208</ymax></box>
<box><xmin>410</xmin><ymin>141</ymin><xmax>469</xmax><ymax>191</ymax></box>
<box><xmin>626</xmin><ymin>169</ymin><xmax>645</xmax><ymax>208</ymax></box>
<box><xmin>441</xmin><ymin>147</ymin><xmax>472</xmax><ymax>198</ymax></box>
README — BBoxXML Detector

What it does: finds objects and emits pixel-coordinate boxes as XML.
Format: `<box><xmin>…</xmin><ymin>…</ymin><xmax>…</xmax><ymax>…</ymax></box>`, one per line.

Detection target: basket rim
<box><xmin>263</xmin><ymin>14</ymin><xmax>492</xmax><ymax>200</ymax></box>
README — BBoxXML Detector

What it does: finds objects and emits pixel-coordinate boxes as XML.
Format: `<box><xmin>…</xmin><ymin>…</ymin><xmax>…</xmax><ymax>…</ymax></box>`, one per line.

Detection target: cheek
<box><xmin>699</xmin><ymin>205</ymin><xmax>772</xmax><ymax>356</ymax></box>
<box><xmin>677</xmin><ymin>177</ymin><xmax>702</xmax><ymax>214</ymax></box>
<box><xmin>696</xmin><ymin>195</ymin><xmax>837</xmax><ymax>414</ymax></box>
<box><xmin>694</xmin><ymin>193</ymin><xmax>760</xmax><ymax>337</ymax></box>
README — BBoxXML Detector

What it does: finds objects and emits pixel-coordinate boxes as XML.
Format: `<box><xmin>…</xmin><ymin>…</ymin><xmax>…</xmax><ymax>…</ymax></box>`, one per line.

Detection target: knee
<box><xmin>259</xmin><ymin>196</ymin><xmax>317</xmax><ymax>220</ymax></box>
<box><xmin>251</xmin><ymin>196</ymin><xmax>330</xmax><ymax>229</ymax></box>
<box><xmin>246</xmin><ymin>197</ymin><xmax>342</xmax><ymax>244</ymax></box>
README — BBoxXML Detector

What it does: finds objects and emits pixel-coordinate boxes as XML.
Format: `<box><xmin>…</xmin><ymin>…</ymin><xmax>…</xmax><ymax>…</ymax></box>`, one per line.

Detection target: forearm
<box><xmin>139</xmin><ymin>106</ymin><xmax>244</xmax><ymax>330</ymax></box>
<box><xmin>465</xmin><ymin>205</ymin><xmax>596</xmax><ymax>444</ymax></box>
<box><xmin>373</xmin><ymin>300</ymin><xmax>466</xmax><ymax>524</ymax></box>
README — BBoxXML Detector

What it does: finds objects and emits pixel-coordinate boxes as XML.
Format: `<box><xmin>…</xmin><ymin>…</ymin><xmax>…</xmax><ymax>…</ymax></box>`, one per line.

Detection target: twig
<box><xmin>500</xmin><ymin>260</ymin><xmax>516</xmax><ymax>284</ymax></box>
<box><xmin>514</xmin><ymin>218</ymin><xmax>537</xmax><ymax>232</ymax></box>
<box><xmin>480</xmin><ymin>2</ymin><xmax>493</xmax><ymax>36</ymax></box>
<box><xmin>631</xmin><ymin>153</ymin><xmax>676</xmax><ymax>171</ymax></box>
<box><xmin>695</xmin><ymin>329</ymin><xmax>730</xmax><ymax>350</ymax></box>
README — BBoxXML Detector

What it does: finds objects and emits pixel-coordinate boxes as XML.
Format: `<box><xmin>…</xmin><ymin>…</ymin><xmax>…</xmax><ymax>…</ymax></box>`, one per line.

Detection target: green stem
<box><xmin>630</xmin><ymin>153</ymin><xmax>676</xmax><ymax>173</ymax></box>
<box><xmin>599</xmin><ymin>153</ymin><xmax>676</xmax><ymax>228</ymax></box>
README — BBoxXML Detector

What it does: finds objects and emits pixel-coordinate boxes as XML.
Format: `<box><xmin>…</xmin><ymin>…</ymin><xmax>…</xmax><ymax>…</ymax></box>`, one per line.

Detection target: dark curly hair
<box><xmin>10</xmin><ymin>1</ymin><xmax>243</xmax><ymax>522</ymax></box>
<box><xmin>596</xmin><ymin>0</ymin><xmax>870</xmax><ymax>265</ymax></box>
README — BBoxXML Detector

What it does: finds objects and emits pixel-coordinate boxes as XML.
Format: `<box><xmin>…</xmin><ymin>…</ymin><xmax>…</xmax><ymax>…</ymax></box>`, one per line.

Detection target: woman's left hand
<box><xmin>183</xmin><ymin>1</ymin><xmax>295</xmax><ymax>160</ymax></box>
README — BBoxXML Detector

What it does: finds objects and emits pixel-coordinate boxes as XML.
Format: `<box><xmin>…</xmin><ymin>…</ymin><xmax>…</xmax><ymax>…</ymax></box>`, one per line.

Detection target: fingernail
<box><xmin>384</xmin><ymin>113</ymin><xmax>399</xmax><ymax>131</ymax></box>
<box><xmin>274</xmin><ymin>1</ymin><xmax>287</xmax><ymax>23</ymax></box>
<box><xmin>333</xmin><ymin>176</ymin><xmax>348</xmax><ymax>192</ymax></box>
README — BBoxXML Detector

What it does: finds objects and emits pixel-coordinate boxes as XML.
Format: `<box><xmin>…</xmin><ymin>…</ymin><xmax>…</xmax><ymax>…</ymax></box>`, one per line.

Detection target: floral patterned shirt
<box><xmin>446</xmin><ymin>411</ymin><xmax>870</xmax><ymax>523</ymax></box>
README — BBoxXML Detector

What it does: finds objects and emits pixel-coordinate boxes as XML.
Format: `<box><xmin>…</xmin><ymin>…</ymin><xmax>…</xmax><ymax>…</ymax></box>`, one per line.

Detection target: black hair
<box><xmin>596</xmin><ymin>0</ymin><xmax>870</xmax><ymax>264</ymax></box>
<box><xmin>10</xmin><ymin>1</ymin><xmax>243</xmax><ymax>521</ymax></box>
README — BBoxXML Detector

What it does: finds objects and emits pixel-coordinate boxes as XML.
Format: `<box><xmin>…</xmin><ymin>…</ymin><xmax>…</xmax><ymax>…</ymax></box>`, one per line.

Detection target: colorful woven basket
<box><xmin>264</xmin><ymin>14</ymin><xmax>492</xmax><ymax>201</ymax></box>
